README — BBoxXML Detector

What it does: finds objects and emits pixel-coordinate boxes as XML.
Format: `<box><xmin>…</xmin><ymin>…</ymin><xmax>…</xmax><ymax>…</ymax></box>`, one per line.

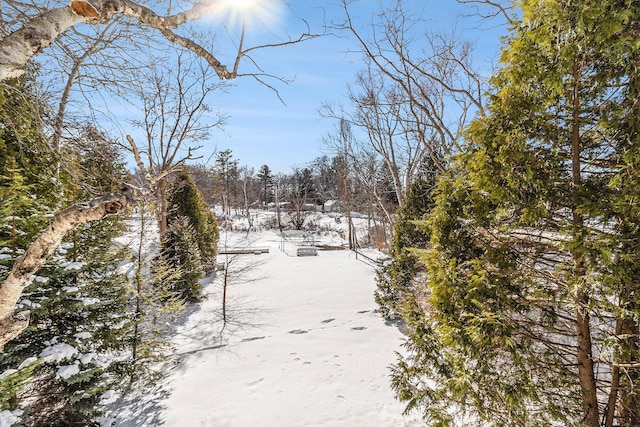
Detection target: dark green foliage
<box><xmin>0</xmin><ymin>360</ymin><xmax>41</xmax><ymax>411</ymax></box>
<box><xmin>167</xmin><ymin>172</ymin><xmax>219</xmax><ymax>269</ymax></box>
<box><xmin>0</xmin><ymin>159</ymin><xmax>49</xmax><ymax>255</ymax></box>
<box><xmin>0</xmin><ymin>75</ymin><xmax>62</xmax><ymax>254</ymax></box>
<box><xmin>0</xmin><ymin>97</ymin><xmax>133</xmax><ymax>424</ymax></box>
<box><xmin>375</xmin><ymin>158</ymin><xmax>438</xmax><ymax>319</ymax></box>
<box><xmin>256</xmin><ymin>164</ymin><xmax>274</xmax><ymax>204</ymax></box>
<box><xmin>160</xmin><ymin>171</ymin><xmax>220</xmax><ymax>303</ymax></box>
<box><xmin>159</xmin><ymin>215</ymin><xmax>205</xmax><ymax>303</ymax></box>
<box><xmin>1</xmin><ymin>230</ymin><xmax>132</xmax><ymax>425</ymax></box>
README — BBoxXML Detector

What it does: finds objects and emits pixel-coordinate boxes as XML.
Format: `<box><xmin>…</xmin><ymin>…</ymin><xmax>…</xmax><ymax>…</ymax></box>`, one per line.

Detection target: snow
<box><xmin>0</xmin><ymin>369</ymin><xmax>17</xmax><ymax>381</ymax></box>
<box><xmin>63</xmin><ymin>261</ymin><xmax>85</xmax><ymax>271</ymax></box>
<box><xmin>39</xmin><ymin>343</ymin><xmax>78</xmax><ymax>362</ymax></box>
<box><xmin>111</xmin><ymin>320</ymin><xmax>126</xmax><ymax>330</ymax></box>
<box><xmin>104</xmin><ymin>228</ymin><xmax>421</xmax><ymax>426</ymax></box>
<box><xmin>99</xmin><ymin>390</ymin><xmax>118</xmax><ymax>406</ymax></box>
<box><xmin>79</xmin><ymin>352</ymin><xmax>97</xmax><ymax>365</ymax></box>
<box><xmin>17</xmin><ymin>357</ymin><xmax>37</xmax><ymax>369</ymax></box>
<box><xmin>56</xmin><ymin>363</ymin><xmax>80</xmax><ymax>379</ymax></box>
<box><xmin>74</xmin><ymin>332</ymin><xmax>92</xmax><ymax>340</ymax></box>
<box><xmin>0</xmin><ymin>410</ymin><xmax>23</xmax><ymax>426</ymax></box>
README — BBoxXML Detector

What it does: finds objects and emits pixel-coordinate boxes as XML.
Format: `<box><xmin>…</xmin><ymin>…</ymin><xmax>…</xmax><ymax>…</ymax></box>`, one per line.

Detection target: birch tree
<box><xmin>0</xmin><ymin>0</ymin><xmax>320</xmax><ymax>349</ymax></box>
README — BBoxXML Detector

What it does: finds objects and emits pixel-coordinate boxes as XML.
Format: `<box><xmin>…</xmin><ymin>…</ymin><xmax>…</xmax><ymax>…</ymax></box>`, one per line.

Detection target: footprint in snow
<box><xmin>289</xmin><ymin>329</ymin><xmax>309</xmax><ymax>334</ymax></box>
<box><xmin>321</xmin><ymin>318</ymin><xmax>335</xmax><ymax>324</ymax></box>
<box><xmin>246</xmin><ymin>378</ymin><xmax>264</xmax><ymax>387</ymax></box>
<box><xmin>351</xmin><ymin>326</ymin><xmax>367</xmax><ymax>331</ymax></box>
<box><xmin>242</xmin><ymin>336</ymin><xmax>266</xmax><ymax>342</ymax></box>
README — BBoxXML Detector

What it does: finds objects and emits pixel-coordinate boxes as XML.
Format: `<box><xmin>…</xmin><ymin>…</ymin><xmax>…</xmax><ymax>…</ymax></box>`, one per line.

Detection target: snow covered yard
<box><xmin>103</xmin><ymin>230</ymin><xmax>422</xmax><ymax>426</ymax></box>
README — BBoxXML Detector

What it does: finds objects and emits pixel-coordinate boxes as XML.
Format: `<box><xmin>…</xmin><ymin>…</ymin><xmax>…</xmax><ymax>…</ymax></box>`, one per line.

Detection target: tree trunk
<box><xmin>604</xmin><ymin>317</ymin><xmax>623</xmax><ymax>427</ymax></box>
<box><xmin>222</xmin><ymin>261</ymin><xmax>228</xmax><ymax>323</ymax></box>
<box><xmin>157</xmin><ymin>178</ymin><xmax>168</xmax><ymax>238</ymax></box>
<box><xmin>619</xmin><ymin>314</ymin><xmax>640</xmax><ymax>424</ymax></box>
<box><xmin>570</xmin><ymin>65</ymin><xmax>599</xmax><ymax>426</ymax></box>
<box><xmin>575</xmin><ymin>291</ymin><xmax>598</xmax><ymax>426</ymax></box>
<box><xmin>0</xmin><ymin>8</ymin><xmax>83</xmax><ymax>81</ymax></box>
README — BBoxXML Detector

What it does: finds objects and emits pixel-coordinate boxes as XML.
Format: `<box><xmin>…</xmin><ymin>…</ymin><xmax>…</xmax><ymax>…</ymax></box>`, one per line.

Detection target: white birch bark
<box><xmin>0</xmin><ymin>185</ymin><xmax>142</xmax><ymax>350</ymax></box>
<box><xmin>0</xmin><ymin>0</ymin><xmax>233</xmax><ymax>81</ymax></box>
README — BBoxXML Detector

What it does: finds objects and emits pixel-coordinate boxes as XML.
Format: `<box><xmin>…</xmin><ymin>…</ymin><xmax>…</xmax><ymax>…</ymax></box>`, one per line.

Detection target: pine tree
<box><xmin>2</xmin><ymin>221</ymin><xmax>132</xmax><ymax>425</ymax></box>
<box><xmin>390</xmin><ymin>1</ymin><xmax>640</xmax><ymax>425</ymax></box>
<box><xmin>157</xmin><ymin>171</ymin><xmax>221</xmax><ymax>303</ymax></box>
<box><xmin>0</xmin><ymin>72</ymin><xmax>67</xmax><ymax>422</ymax></box>
<box><xmin>256</xmin><ymin>164</ymin><xmax>274</xmax><ymax>205</ymax></box>
<box><xmin>129</xmin><ymin>202</ymin><xmax>185</xmax><ymax>384</ymax></box>
<box><xmin>0</xmin><ymin>159</ymin><xmax>46</xmax><ymax>256</ymax></box>
<box><xmin>0</xmin><ymin>73</ymin><xmax>61</xmax><ymax>257</ymax></box>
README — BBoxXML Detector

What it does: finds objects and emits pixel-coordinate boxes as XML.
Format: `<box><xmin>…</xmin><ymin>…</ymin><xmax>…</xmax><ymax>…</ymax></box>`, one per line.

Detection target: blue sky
<box><xmin>187</xmin><ymin>0</ymin><xmax>508</xmax><ymax>174</ymax></box>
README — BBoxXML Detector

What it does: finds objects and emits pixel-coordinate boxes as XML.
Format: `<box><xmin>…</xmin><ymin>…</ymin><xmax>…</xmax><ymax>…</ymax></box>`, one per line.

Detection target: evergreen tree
<box><xmin>391</xmin><ymin>1</ymin><xmax>640</xmax><ymax>425</ymax></box>
<box><xmin>159</xmin><ymin>215</ymin><xmax>205</xmax><ymax>303</ymax></box>
<box><xmin>0</xmin><ymin>159</ymin><xmax>46</xmax><ymax>256</ymax></box>
<box><xmin>159</xmin><ymin>171</ymin><xmax>220</xmax><ymax>303</ymax></box>
<box><xmin>2</xmin><ymin>221</ymin><xmax>132</xmax><ymax>425</ymax></box>
<box><xmin>375</xmin><ymin>157</ymin><xmax>437</xmax><ymax>319</ymax></box>
<box><xmin>213</xmin><ymin>149</ymin><xmax>239</xmax><ymax>215</ymax></box>
<box><xmin>0</xmin><ymin>120</ymin><xmax>134</xmax><ymax>424</ymax></box>
<box><xmin>128</xmin><ymin>201</ymin><xmax>185</xmax><ymax>384</ymax></box>
<box><xmin>256</xmin><ymin>164</ymin><xmax>274</xmax><ymax>205</ymax></box>
<box><xmin>0</xmin><ymin>73</ymin><xmax>61</xmax><ymax>255</ymax></box>
<box><xmin>167</xmin><ymin>171</ymin><xmax>219</xmax><ymax>269</ymax></box>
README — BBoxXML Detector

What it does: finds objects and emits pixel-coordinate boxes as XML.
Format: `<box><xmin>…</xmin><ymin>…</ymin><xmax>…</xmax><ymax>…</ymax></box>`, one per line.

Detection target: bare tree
<box><xmin>213</xmin><ymin>149</ymin><xmax>239</xmax><ymax>217</ymax></box>
<box><xmin>273</xmin><ymin>173</ymin><xmax>286</xmax><ymax>232</ymax></box>
<box><xmin>457</xmin><ymin>0</ymin><xmax>517</xmax><ymax>25</ymax></box>
<box><xmin>323</xmin><ymin>66</ymin><xmax>427</xmax><ymax>205</ymax></box>
<box><xmin>217</xmin><ymin>231</ymin><xmax>265</xmax><ymax>337</ymax></box>
<box><xmin>0</xmin><ymin>0</ymin><xmax>321</xmax><ymax>348</ymax></box>
<box><xmin>187</xmin><ymin>163</ymin><xmax>218</xmax><ymax>206</ymax></box>
<box><xmin>127</xmin><ymin>48</ymin><xmax>226</xmax><ymax>236</ymax></box>
<box><xmin>328</xmin><ymin>120</ymin><xmax>357</xmax><ymax>249</ymax></box>
<box><xmin>309</xmin><ymin>155</ymin><xmax>338</xmax><ymax>211</ymax></box>
<box><xmin>238</xmin><ymin>165</ymin><xmax>257</xmax><ymax>231</ymax></box>
<box><xmin>0</xmin><ymin>0</ymin><xmax>320</xmax><ymax>82</ymax></box>
<box><xmin>330</xmin><ymin>0</ymin><xmax>488</xmax><ymax>177</ymax></box>
<box><xmin>323</xmin><ymin>117</ymin><xmax>396</xmax><ymax>247</ymax></box>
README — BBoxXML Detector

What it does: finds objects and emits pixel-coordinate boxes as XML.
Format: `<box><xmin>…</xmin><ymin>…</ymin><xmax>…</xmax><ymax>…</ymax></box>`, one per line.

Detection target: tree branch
<box><xmin>0</xmin><ymin>183</ymin><xmax>142</xmax><ymax>350</ymax></box>
<box><xmin>1</xmin><ymin>0</ymin><xmax>322</xmax><ymax>82</ymax></box>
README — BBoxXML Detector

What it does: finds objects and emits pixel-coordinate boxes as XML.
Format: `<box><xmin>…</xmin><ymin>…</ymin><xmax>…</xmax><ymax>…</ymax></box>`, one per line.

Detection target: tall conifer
<box><xmin>375</xmin><ymin>158</ymin><xmax>437</xmax><ymax>319</ymax></box>
<box><xmin>167</xmin><ymin>172</ymin><xmax>219</xmax><ymax>269</ymax></box>
<box><xmin>392</xmin><ymin>1</ymin><xmax>640</xmax><ymax>425</ymax></box>
<box><xmin>0</xmin><ymin>119</ymin><xmax>133</xmax><ymax>424</ymax></box>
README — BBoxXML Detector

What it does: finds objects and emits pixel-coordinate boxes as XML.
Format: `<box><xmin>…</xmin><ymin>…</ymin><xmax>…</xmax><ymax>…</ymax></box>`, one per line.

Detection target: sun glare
<box><xmin>215</xmin><ymin>0</ymin><xmax>284</xmax><ymax>31</ymax></box>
